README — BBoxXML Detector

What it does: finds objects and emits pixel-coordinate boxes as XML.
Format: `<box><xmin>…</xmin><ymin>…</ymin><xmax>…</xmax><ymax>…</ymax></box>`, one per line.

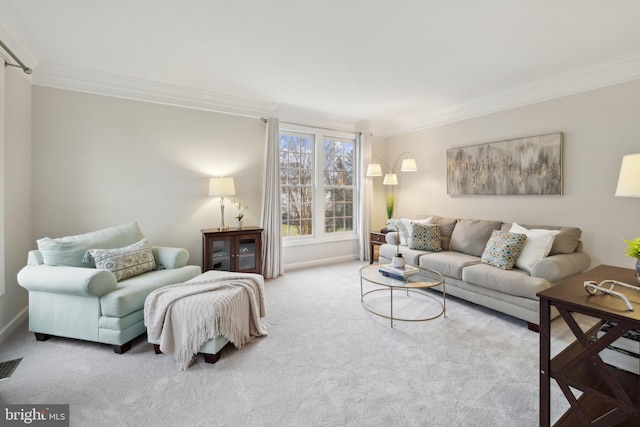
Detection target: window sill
<box><xmin>283</xmin><ymin>233</ymin><xmax>357</xmax><ymax>247</ymax></box>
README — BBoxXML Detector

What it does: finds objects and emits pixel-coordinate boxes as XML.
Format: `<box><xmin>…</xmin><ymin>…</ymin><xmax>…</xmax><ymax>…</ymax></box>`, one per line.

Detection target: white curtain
<box><xmin>358</xmin><ymin>132</ymin><xmax>373</xmax><ymax>261</ymax></box>
<box><xmin>261</xmin><ymin>117</ymin><xmax>284</xmax><ymax>278</ymax></box>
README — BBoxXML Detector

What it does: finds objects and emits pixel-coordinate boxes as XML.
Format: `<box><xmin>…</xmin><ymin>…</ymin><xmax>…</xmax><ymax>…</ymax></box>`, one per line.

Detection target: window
<box><xmin>280</xmin><ymin>132</ymin><xmax>314</xmax><ymax>238</ymax></box>
<box><xmin>323</xmin><ymin>138</ymin><xmax>355</xmax><ymax>233</ymax></box>
<box><xmin>279</xmin><ymin>124</ymin><xmax>358</xmax><ymax>243</ymax></box>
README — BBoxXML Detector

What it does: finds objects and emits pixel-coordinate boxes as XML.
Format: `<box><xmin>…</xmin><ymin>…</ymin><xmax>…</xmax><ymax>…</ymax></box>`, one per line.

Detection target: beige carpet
<box><xmin>0</xmin><ymin>261</ymin><xmax>594</xmax><ymax>426</ymax></box>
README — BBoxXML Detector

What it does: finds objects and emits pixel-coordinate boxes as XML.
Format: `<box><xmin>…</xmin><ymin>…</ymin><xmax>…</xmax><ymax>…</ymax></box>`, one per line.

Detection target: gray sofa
<box><xmin>378</xmin><ymin>215</ymin><xmax>591</xmax><ymax>330</ymax></box>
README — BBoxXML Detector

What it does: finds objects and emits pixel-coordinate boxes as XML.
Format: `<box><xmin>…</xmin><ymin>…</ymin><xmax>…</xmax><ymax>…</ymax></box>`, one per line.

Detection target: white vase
<box><xmin>235</xmin><ymin>220</ymin><xmax>243</xmax><ymax>229</ymax></box>
<box><xmin>392</xmin><ymin>254</ymin><xmax>405</xmax><ymax>268</ymax></box>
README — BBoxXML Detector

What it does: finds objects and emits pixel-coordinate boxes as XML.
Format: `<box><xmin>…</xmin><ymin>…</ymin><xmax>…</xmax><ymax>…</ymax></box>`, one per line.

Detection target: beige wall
<box><xmin>380</xmin><ymin>79</ymin><xmax>640</xmax><ymax>269</ymax></box>
<box><xmin>30</xmin><ymin>87</ymin><xmax>361</xmax><ymax>272</ymax></box>
<box><xmin>31</xmin><ymin>87</ymin><xmax>266</xmax><ymax>267</ymax></box>
<box><xmin>0</xmin><ymin>67</ymin><xmax>31</xmax><ymax>342</ymax></box>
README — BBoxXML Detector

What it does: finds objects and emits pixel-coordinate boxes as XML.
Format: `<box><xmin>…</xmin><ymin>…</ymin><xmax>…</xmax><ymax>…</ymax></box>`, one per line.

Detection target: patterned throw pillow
<box><xmin>88</xmin><ymin>238</ymin><xmax>156</xmax><ymax>282</ymax></box>
<box><xmin>389</xmin><ymin>217</ymin><xmax>433</xmax><ymax>245</ymax></box>
<box><xmin>480</xmin><ymin>230</ymin><xmax>527</xmax><ymax>270</ymax></box>
<box><xmin>408</xmin><ymin>223</ymin><xmax>442</xmax><ymax>252</ymax></box>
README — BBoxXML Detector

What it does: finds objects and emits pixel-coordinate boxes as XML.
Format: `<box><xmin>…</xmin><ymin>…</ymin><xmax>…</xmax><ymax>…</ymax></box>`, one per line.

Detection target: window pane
<box><xmin>325</xmin><ymin>219</ymin><xmax>334</xmax><ymax>233</ymax></box>
<box><xmin>280</xmin><ymin>131</ymin><xmax>314</xmax><ymax>238</ymax></box>
<box><xmin>345</xmin><ymin>218</ymin><xmax>353</xmax><ymax>231</ymax></box>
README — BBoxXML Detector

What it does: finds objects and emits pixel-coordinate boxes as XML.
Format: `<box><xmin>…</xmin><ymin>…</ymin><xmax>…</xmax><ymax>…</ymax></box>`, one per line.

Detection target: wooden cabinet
<box><xmin>369</xmin><ymin>231</ymin><xmax>388</xmax><ymax>264</ymax></box>
<box><xmin>201</xmin><ymin>227</ymin><xmax>263</xmax><ymax>274</ymax></box>
<box><xmin>538</xmin><ymin>265</ymin><xmax>640</xmax><ymax>426</ymax></box>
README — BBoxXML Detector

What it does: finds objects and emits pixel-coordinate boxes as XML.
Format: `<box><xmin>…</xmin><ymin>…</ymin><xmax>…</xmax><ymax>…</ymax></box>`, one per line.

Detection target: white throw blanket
<box><xmin>144</xmin><ymin>272</ymin><xmax>268</xmax><ymax>370</ymax></box>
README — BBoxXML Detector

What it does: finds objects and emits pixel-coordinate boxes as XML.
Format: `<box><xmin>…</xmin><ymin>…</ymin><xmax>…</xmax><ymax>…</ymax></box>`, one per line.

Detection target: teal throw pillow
<box><xmin>87</xmin><ymin>238</ymin><xmax>156</xmax><ymax>282</ymax></box>
<box><xmin>480</xmin><ymin>230</ymin><xmax>527</xmax><ymax>270</ymax></box>
<box><xmin>408</xmin><ymin>223</ymin><xmax>442</xmax><ymax>252</ymax></box>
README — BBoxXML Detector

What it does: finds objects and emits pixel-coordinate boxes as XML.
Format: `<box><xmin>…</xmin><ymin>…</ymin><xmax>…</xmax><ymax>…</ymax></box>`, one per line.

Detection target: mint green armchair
<box><xmin>17</xmin><ymin>223</ymin><xmax>201</xmax><ymax>353</ymax></box>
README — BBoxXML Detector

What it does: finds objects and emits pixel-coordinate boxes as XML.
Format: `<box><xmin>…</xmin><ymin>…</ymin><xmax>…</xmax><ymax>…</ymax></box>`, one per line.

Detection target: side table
<box><xmin>369</xmin><ymin>231</ymin><xmax>387</xmax><ymax>264</ymax></box>
<box><xmin>538</xmin><ymin>265</ymin><xmax>640</xmax><ymax>426</ymax></box>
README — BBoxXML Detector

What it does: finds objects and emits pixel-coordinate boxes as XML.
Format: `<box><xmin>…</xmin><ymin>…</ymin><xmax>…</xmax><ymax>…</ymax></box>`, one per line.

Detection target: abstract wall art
<box><xmin>446</xmin><ymin>133</ymin><xmax>563</xmax><ymax>196</ymax></box>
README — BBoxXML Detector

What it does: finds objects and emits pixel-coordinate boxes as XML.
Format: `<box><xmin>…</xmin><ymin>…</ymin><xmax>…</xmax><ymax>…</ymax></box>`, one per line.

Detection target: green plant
<box><xmin>232</xmin><ymin>200</ymin><xmax>248</xmax><ymax>221</ymax></box>
<box><xmin>385</xmin><ymin>193</ymin><xmax>395</xmax><ymax>219</ymax></box>
<box><xmin>623</xmin><ymin>237</ymin><xmax>640</xmax><ymax>258</ymax></box>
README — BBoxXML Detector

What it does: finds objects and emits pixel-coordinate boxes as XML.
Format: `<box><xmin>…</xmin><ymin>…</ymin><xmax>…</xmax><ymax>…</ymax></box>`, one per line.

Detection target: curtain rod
<box><xmin>260</xmin><ymin>117</ymin><xmax>360</xmax><ymax>134</ymax></box>
<box><xmin>0</xmin><ymin>39</ymin><xmax>32</xmax><ymax>74</ymax></box>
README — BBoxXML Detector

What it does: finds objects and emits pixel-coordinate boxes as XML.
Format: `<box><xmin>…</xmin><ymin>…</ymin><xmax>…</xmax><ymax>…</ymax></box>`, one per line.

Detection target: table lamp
<box><xmin>209</xmin><ymin>177</ymin><xmax>236</xmax><ymax>230</ymax></box>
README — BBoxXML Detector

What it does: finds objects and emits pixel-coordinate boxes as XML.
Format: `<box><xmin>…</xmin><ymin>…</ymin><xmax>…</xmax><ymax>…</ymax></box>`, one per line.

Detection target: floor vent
<box><xmin>0</xmin><ymin>358</ymin><xmax>22</xmax><ymax>381</ymax></box>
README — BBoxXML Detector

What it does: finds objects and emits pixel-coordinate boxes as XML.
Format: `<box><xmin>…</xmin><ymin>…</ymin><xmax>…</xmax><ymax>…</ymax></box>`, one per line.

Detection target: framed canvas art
<box><xmin>446</xmin><ymin>133</ymin><xmax>563</xmax><ymax>196</ymax></box>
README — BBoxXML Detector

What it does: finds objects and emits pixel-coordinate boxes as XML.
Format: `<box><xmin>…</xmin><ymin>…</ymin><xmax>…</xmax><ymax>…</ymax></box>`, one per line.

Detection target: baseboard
<box><xmin>0</xmin><ymin>305</ymin><xmax>28</xmax><ymax>345</ymax></box>
<box><xmin>284</xmin><ymin>255</ymin><xmax>360</xmax><ymax>272</ymax></box>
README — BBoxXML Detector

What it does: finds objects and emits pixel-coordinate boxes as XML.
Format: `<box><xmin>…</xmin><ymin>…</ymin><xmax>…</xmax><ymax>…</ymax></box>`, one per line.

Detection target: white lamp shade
<box><xmin>615</xmin><ymin>154</ymin><xmax>640</xmax><ymax>197</ymax></box>
<box><xmin>401</xmin><ymin>158</ymin><xmax>417</xmax><ymax>172</ymax></box>
<box><xmin>383</xmin><ymin>173</ymin><xmax>398</xmax><ymax>185</ymax></box>
<box><xmin>367</xmin><ymin>163</ymin><xmax>383</xmax><ymax>176</ymax></box>
<box><xmin>209</xmin><ymin>177</ymin><xmax>236</xmax><ymax>197</ymax></box>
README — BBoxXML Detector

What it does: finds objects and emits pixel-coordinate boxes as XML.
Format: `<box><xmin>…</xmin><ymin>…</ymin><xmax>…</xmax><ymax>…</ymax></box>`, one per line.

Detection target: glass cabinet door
<box><xmin>210</xmin><ymin>239</ymin><xmax>231</xmax><ymax>271</ymax></box>
<box><xmin>237</xmin><ymin>237</ymin><xmax>257</xmax><ymax>272</ymax></box>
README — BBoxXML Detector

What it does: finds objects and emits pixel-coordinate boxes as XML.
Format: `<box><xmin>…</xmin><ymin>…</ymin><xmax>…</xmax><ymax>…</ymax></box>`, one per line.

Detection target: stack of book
<box><xmin>379</xmin><ymin>264</ymin><xmax>419</xmax><ymax>280</ymax></box>
<box><xmin>596</xmin><ymin>321</ymin><xmax>639</xmax><ymax>375</ymax></box>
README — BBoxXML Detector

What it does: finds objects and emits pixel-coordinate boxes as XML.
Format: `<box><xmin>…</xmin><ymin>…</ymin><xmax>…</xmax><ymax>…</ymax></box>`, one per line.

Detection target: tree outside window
<box><xmin>279</xmin><ymin>127</ymin><xmax>357</xmax><ymax>241</ymax></box>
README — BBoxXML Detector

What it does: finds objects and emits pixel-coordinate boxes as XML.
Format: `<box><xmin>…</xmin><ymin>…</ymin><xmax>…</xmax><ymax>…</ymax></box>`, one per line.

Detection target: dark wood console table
<box><xmin>538</xmin><ymin>265</ymin><xmax>640</xmax><ymax>426</ymax></box>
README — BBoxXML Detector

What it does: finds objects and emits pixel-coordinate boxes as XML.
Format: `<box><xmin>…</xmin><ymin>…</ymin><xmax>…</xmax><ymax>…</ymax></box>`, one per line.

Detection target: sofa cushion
<box><xmin>462</xmin><ymin>263</ymin><xmax>552</xmax><ymax>299</ymax></box>
<box><xmin>481</xmin><ymin>230</ymin><xmax>527</xmax><ymax>270</ymax></box>
<box><xmin>88</xmin><ymin>238</ymin><xmax>157</xmax><ymax>282</ymax></box>
<box><xmin>379</xmin><ymin>244</ymin><xmax>429</xmax><ymax>267</ymax></box>
<box><xmin>449</xmin><ymin>219</ymin><xmax>503</xmax><ymax>257</ymax></box>
<box><xmin>100</xmin><ymin>265</ymin><xmax>201</xmax><ymax>317</ymax></box>
<box><xmin>509</xmin><ymin>223</ymin><xmax>561</xmax><ymax>273</ymax></box>
<box><xmin>418</xmin><ymin>251</ymin><xmax>480</xmax><ymax>280</ymax></box>
<box><xmin>428</xmin><ymin>215</ymin><xmax>458</xmax><ymax>251</ymax></box>
<box><xmin>408</xmin><ymin>223</ymin><xmax>442</xmax><ymax>252</ymax></box>
<box><xmin>501</xmin><ymin>223</ymin><xmax>582</xmax><ymax>255</ymax></box>
<box><xmin>37</xmin><ymin>222</ymin><xmax>145</xmax><ymax>268</ymax></box>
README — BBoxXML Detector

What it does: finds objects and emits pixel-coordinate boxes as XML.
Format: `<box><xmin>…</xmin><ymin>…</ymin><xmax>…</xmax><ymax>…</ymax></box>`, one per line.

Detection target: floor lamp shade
<box><xmin>400</xmin><ymin>158</ymin><xmax>417</xmax><ymax>172</ymax></box>
<box><xmin>383</xmin><ymin>173</ymin><xmax>398</xmax><ymax>185</ymax></box>
<box><xmin>615</xmin><ymin>154</ymin><xmax>640</xmax><ymax>197</ymax></box>
<box><xmin>367</xmin><ymin>164</ymin><xmax>382</xmax><ymax>177</ymax></box>
<box><xmin>209</xmin><ymin>177</ymin><xmax>236</xmax><ymax>197</ymax></box>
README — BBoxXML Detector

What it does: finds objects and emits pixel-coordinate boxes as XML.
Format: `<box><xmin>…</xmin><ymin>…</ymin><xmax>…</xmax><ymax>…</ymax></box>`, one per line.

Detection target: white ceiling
<box><xmin>1</xmin><ymin>0</ymin><xmax>640</xmax><ymax>135</ymax></box>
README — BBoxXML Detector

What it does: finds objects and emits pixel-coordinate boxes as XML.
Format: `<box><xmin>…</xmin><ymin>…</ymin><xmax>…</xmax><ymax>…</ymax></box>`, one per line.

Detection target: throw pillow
<box><xmin>481</xmin><ymin>230</ymin><xmax>527</xmax><ymax>270</ymax></box>
<box><xmin>87</xmin><ymin>238</ymin><xmax>156</xmax><ymax>282</ymax></box>
<box><xmin>408</xmin><ymin>223</ymin><xmax>442</xmax><ymax>252</ymax></box>
<box><xmin>37</xmin><ymin>222</ymin><xmax>145</xmax><ymax>268</ymax></box>
<box><xmin>510</xmin><ymin>223</ymin><xmax>561</xmax><ymax>273</ymax></box>
<box><xmin>396</xmin><ymin>217</ymin><xmax>433</xmax><ymax>245</ymax></box>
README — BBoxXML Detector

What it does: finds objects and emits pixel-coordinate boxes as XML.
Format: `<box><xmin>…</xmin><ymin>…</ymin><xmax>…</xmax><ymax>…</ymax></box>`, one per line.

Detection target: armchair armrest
<box><xmin>152</xmin><ymin>246</ymin><xmax>190</xmax><ymax>269</ymax></box>
<box><xmin>17</xmin><ymin>264</ymin><xmax>118</xmax><ymax>297</ymax></box>
<box><xmin>531</xmin><ymin>251</ymin><xmax>591</xmax><ymax>283</ymax></box>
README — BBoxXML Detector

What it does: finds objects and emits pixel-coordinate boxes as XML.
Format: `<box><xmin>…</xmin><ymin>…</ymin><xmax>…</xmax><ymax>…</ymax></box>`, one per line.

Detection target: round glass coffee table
<box><xmin>359</xmin><ymin>264</ymin><xmax>445</xmax><ymax>327</ymax></box>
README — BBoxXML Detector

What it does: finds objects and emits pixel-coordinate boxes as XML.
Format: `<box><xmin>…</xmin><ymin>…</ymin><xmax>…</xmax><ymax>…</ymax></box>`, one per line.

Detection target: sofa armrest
<box><xmin>17</xmin><ymin>265</ymin><xmax>118</xmax><ymax>297</ymax></box>
<box><xmin>152</xmin><ymin>246</ymin><xmax>189</xmax><ymax>269</ymax></box>
<box><xmin>530</xmin><ymin>251</ymin><xmax>591</xmax><ymax>283</ymax></box>
<box><xmin>385</xmin><ymin>232</ymin><xmax>400</xmax><ymax>245</ymax></box>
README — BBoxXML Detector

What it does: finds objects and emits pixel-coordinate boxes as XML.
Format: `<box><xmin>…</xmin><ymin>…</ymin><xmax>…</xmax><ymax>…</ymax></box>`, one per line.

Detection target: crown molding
<box><xmin>379</xmin><ymin>50</ymin><xmax>640</xmax><ymax>137</ymax></box>
<box><xmin>32</xmin><ymin>61</ymin><xmax>370</xmax><ymax>133</ymax></box>
<box><xmin>29</xmin><ymin>49</ymin><xmax>640</xmax><ymax>138</ymax></box>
